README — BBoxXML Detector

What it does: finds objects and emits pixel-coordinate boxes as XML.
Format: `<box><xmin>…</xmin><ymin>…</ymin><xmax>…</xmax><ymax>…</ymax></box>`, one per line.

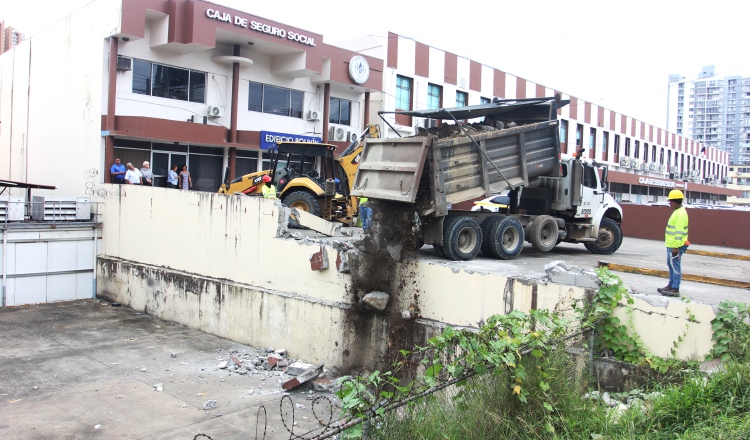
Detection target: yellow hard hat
<box><xmin>667</xmin><ymin>189</ymin><xmax>684</xmax><ymax>200</ymax></box>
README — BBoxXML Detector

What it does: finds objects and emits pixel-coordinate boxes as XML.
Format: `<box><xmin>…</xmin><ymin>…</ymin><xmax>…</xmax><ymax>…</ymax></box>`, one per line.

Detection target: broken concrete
<box><xmin>545</xmin><ymin>261</ymin><xmax>601</xmax><ymax>289</ymax></box>
<box><xmin>282</xmin><ymin>365</ymin><xmax>323</xmax><ymax>390</ymax></box>
<box><xmin>361</xmin><ymin>291</ymin><xmax>390</xmax><ymax>311</ymax></box>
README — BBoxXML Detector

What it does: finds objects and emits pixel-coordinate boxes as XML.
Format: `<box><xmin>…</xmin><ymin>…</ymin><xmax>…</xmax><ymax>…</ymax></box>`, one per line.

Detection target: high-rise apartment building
<box><xmin>0</xmin><ymin>21</ymin><xmax>25</xmax><ymax>54</ymax></box>
<box><xmin>667</xmin><ymin>65</ymin><xmax>750</xmax><ymax>165</ymax></box>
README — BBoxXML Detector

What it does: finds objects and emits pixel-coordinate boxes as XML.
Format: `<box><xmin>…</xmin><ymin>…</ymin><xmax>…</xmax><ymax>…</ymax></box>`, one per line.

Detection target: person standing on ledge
<box><xmin>658</xmin><ymin>190</ymin><xmax>689</xmax><ymax>297</ymax></box>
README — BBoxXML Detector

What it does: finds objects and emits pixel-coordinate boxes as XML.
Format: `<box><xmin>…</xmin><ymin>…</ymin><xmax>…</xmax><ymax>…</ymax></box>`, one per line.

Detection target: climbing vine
<box><xmin>709</xmin><ymin>301</ymin><xmax>750</xmax><ymax>363</ymax></box>
<box><xmin>336</xmin><ymin>268</ymin><xmax>731</xmax><ymax>438</ymax></box>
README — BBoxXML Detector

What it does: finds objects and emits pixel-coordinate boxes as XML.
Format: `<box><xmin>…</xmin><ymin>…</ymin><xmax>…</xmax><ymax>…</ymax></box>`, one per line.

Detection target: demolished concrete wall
<box><xmin>96</xmin><ymin>185</ymin><xmax>718</xmax><ymax>372</ymax></box>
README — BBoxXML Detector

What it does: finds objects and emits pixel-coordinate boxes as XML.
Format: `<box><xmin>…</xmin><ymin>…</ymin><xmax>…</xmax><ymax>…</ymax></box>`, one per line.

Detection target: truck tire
<box><xmin>481</xmin><ymin>216</ymin><xmax>503</xmax><ymax>257</ymax></box>
<box><xmin>442</xmin><ymin>216</ymin><xmax>482</xmax><ymax>261</ymax></box>
<box><xmin>432</xmin><ymin>244</ymin><xmax>446</xmax><ymax>258</ymax></box>
<box><xmin>528</xmin><ymin>215</ymin><xmax>559</xmax><ymax>252</ymax></box>
<box><xmin>486</xmin><ymin>217</ymin><xmax>524</xmax><ymax>260</ymax></box>
<box><xmin>283</xmin><ymin>191</ymin><xmax>321</xmax><ymax>229</ymax></box>
<box><xmin>584</xmin><ymin>217</ymin><xmax>623</xmax><ymax>255</ymax></box>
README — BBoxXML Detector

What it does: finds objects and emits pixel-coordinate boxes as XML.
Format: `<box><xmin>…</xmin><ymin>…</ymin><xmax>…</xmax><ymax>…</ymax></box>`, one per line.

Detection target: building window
<box><xmin>634</xmin><ymin>141</ymin><xmax>640</xmax><ymax>159</ymax></box>
<box><xmin>248</xmin><ymin>81</ymin><xmax>304</xmax><ymax>118</ymax></box>
<box><xmin>396</xmin><ymin>75</ymin><xmax>412</xmax><ymax>110</ymax></box>
<box><xmin>576</xmin><ymin>124</ymin><xmax>583</xmax><ymax>147</ymax></box>
<box><xmin>132</xmin><ymin>59</ymin><xmax>206</xmax><ymax>103</ymax></box>
<box><xmin>329</xmin><ymin>97</ymin><xmax>351</xmax><ymax>125</ymax></box>
<box><xmin>589</xmin><ymin>128</ymin><xmax>596</xmax><ymax>152</ymax></box>
<box><xmin>602</xmin><ymin>131</ymin><xmax>609</xmax><ymax>153</ymax></box>
<box><xmin>456</xmin><ymin>91</ymin><xmax>468</xmax><ymax>107</ymax></box>
<box><xmin>560</xmin><ymin>120</ymin><xmax>568</xmax><ymax>144</ymax></box>
<box><xmin>614</xmin><ymin>134</ymin><xmax>620</xmax><ymax>154</ymax></box>
<box><xmin>427</xmin><ymin>84</ymin><xmax>442</xmax><ymax>110</ymax></box>
<box><xmin>624</xmin><ymin>138</ymin><xmax>630</xmax><ymax>156</ymax></box>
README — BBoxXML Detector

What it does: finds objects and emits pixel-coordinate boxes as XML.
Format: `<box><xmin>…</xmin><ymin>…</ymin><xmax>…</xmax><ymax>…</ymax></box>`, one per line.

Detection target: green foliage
<box><xmin>709</xmin><ymin>301</ymin><xmax>750</xmax><ymax>363</ymax></box>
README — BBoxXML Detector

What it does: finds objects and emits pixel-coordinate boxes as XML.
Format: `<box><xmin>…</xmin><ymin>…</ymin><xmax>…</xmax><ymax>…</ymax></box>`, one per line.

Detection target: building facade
<box><xmin>0</xmin><ymin>0</ymin><xmax>382</xmax><ymax>196</ymax></box>
<box><xmin>339</xmin><ymin>34</ymin><xmax>735</xmax><ymax>205</ymax></box>
<box><xmin>666</xmin><ymin>65</ymin><xmax>750</xmax><ymax>165</ymax></box>
<box><xmin>727</xmin><ymin>164</ymin><xmax>750</xmax><ymax>206</ymax></box>
<box><xmin>0</xmin><ymin>21</ymin><xmax>25</xmax><ymax>54</ymax></box>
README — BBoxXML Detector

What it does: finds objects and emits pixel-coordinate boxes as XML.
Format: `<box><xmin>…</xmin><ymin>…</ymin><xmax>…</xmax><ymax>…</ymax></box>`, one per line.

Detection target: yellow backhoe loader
<box><xmin>218</xmin><ymin>124</ymin><xmax>380</xmax><ymax>225</ymax></box>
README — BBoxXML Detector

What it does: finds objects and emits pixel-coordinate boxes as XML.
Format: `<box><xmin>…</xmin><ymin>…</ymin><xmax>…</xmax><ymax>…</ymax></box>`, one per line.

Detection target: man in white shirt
<box><xmin>125</xmin><ymin>163</ymin><xmax>143</xmax><ymax>185</ymax></box>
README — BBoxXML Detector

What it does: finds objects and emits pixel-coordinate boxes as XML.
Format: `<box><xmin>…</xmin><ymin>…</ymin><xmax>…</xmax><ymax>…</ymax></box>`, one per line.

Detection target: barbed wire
<box><xmin>192</xmin><ymin>305</ymin><xmax>589</xmax><ymax>440</ymax></box>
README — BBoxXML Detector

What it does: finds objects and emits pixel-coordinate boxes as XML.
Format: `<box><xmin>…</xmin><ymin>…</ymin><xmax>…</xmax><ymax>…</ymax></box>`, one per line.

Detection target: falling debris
<box><xmin>361</xmin><ymin>291</ymin><xmax>390</xmax><ymax>311</ymax></box>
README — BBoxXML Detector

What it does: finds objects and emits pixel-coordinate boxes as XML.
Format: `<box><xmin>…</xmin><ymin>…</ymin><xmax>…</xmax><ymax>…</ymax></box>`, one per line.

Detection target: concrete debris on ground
<box><xmin>282</xmin><ymin>365</ymin><xmax>324</xmax><ymax>390</ymax></box>
<box><xmin>544</xmin><ymin>260</ymin><xmax>601</xmax><ymax>289</ymax></box>
<box><xmin>361</xmin><ymin>291</ymin><xmax>390</xmax><ymax>311</ymax></box>
<box><xmin>202</xmin><ymin>400</ymin><xmax>217</xmax><ymax>410</ymax></box>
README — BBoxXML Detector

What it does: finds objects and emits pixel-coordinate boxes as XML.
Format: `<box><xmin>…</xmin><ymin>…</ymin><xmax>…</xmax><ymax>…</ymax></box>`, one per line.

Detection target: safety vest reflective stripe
<box><xmin>665</xmin><ymin>207</ymin><xmax>688</xmax><ymax>248</ymax></box>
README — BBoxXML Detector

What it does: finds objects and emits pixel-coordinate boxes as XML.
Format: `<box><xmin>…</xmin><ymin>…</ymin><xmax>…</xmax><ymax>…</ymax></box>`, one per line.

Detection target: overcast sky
<box><xmin>3</xmin><ymin>0</ymin><xmax>748</xmax><ymax>129</ymax></box>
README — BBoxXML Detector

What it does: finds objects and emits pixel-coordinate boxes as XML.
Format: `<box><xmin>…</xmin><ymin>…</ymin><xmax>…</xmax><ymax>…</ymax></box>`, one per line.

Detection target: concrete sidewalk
<box><xmin>0</xmin><ymin>300</ymin><xmax>342</xmax><ymax>440</ymax></box>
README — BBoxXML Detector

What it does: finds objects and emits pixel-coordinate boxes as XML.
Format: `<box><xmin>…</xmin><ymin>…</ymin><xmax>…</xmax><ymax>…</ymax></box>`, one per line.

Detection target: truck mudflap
<box><xmin>350</xmin><ymin>136</ymin><xmax>430</xmax><ymax>203</ymax></box>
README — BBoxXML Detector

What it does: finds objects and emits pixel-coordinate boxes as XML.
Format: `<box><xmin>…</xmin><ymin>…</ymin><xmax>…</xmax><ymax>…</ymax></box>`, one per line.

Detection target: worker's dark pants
<box><xmin>666</xmin><ymin>245</ymin><xmax>688</xmax><ymax>289</ymax></box>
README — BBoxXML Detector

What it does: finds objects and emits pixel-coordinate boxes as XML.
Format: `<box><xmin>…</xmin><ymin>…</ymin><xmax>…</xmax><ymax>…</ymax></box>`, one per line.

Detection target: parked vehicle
<box><xmin>471</xmin><ymin>193</ymin><xmax>510</xmax><ymax>212</ymax></box>
<box><xmin>352</xmin><ymin>97</ymin><xmax>623</xmax><ymax>261</ymax></box>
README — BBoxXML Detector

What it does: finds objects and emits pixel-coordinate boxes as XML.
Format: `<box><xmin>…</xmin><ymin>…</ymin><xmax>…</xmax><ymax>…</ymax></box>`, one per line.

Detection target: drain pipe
<box><xmin>2</xmin><ymin>228</ymin><xmax>7</xmax><ymax>308</ymax></box>
<box><xmin>92</xmin><ymin>225</ymin><xmax>98</xmax><ymax>298</ymax></box>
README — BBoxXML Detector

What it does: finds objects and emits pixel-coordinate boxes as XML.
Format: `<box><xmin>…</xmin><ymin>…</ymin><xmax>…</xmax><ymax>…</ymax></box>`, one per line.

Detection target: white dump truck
<box><xmin>351</xmin><ymin>96</ymin><xmax>623</xmax><ymax>261</ymax></box>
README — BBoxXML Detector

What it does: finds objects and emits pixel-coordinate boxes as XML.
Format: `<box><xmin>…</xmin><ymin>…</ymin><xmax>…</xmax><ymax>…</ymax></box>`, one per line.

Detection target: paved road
<box><xmin>416</xmin><ymin>236</ymin><xmax>750</xmax><ymax>305</ymax></box>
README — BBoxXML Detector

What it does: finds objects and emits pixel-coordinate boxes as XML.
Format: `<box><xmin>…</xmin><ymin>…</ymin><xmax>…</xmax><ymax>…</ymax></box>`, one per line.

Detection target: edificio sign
<box><xmin>638</xmin><ymin>177</ymin><xmax>676</xmax><ymax>188</ymax></box>
<box><xmin>260</xmin><ymin>131</ymin><xmax>321</xmax><ymax>150</ymax></box>
<box><xmin>206</xmin><ymin>9</ymin><xmax>316</xmax><ymax>46</ymax></box>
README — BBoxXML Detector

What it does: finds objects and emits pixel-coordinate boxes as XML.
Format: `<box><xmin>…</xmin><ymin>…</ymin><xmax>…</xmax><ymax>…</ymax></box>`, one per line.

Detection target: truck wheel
<box><xmin>528</xmin><ymin>215</ymin><xmax>559</xmax><ymax>252</ymax></box>
<box><xmin>283</xmin><ymin>191</ymin><xmax>321</xmax><ymax>229</ymax></box>
<box><xmin>442</xmin><ymin>216</ymin><xmax>482</xmax><ymax>261</ymax></box>
<box><xmin>487</xmin><ymin>217</ymin><xmax>524</xmax><ymax>260</ymax></box>
<box><xmin>481</xmin><ymin>216</ymin><xmax>503</xmax><ymax>257</ymax></box>
<box><xmin>432</xmin><ymin>244</ymin><xmax>446</xmax><ymax>258</ymax></box>
<box><xmin>584</xmin><ymin>217</ymin><xmax>623</xmax><ymax>254</ymax></box>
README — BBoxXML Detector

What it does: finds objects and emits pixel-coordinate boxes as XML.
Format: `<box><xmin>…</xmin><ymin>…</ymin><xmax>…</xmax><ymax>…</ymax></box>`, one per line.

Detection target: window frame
<box><xmin>247</xmin><ymin>81</ymin><xmax>305</xmax><ymax>119</ymax></box>
<box><xmin>427</xmin><ymin>83</ymin><xmax>442</xmax><ymax>110</ymax></box>
<box><xmin>455</xmin><ymin>90</ymin><xmax>468</xmax><ymax>107</ymax></box>
<box><xmin>132</xmin><ymin>58</ymin><xmax>206</xmax><ymax>104</ymax></box>
<box><xmin>395</xmin><ymin>75</ymin><xmax>412</xmax><ymax>111</ymax></box>
<box><xmin>329</xmin><ymin>97</ymin><xmax>352</xmax><ymax>126</ymax></box>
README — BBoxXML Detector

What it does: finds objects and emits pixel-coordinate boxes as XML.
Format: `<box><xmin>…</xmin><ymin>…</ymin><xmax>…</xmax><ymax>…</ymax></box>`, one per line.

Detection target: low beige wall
<box><xmin>96</xmin><ymin>185</ymin><xmax>717</xmax><ymax>370</ymax></box>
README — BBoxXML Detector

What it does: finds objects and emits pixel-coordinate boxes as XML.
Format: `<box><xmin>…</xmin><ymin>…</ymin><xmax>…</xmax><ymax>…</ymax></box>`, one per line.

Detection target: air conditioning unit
<box><xmin>307</xmin><ymin>110</ymin><xmax>320</xmax><ymax>121</ymax></box>
<box><xmin>349</xmin><ymin>132</ymin><xmax>358</xmax><ymax>142</ymax></box>
<box><xmin>116</xmin><ymin>56</ymin><xmax>132</xmax><ymax>71</ymax></box>
<box><xmin>659</xmin><ymin>164</ymin><xmax>666</xmax><ymax>172</ymax></box>
<box><xmin>0</xmin><ymin>196</ymin><xmax>24</xmax><ymax>221</ymax></box>
<box><xmin>648</xmin><ymin>163</ymin><xmax>657</xmax><ymax>171</ymax></box>
<box><xmin>619</xmin><ymin>157</ymin><xmax>629</xmax><ymax>166</ymax></box>
<box><xmin>207</xmin><ymin>106</ymin><xmax>223</xmax><ymax>117</ymax></box>
<box><xmin>422</xmin><ymin>118</ymin><xmax>437</xmax><ymax>129</ymax></box>
<box><xmin>329</xmin><ymin>125</ymin><xmax>348</xmax><ymax>141</ymax></box>
<box><xmin>640</xmin><ymin>162</ymin><xmax>648</xmax><ymax>171</ymax></box>
<box><xmin>629</xmin><ymin>159</ymin><xmax>638</xmax><ymax>168</ymax></box>
<box><xmin>190</xmin><ymin>115</ymin><xmax>207</xmax><ymax>124</ymax></box>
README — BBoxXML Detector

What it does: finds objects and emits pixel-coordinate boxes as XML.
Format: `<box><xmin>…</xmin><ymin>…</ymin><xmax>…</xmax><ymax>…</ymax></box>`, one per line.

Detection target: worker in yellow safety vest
<box><xmin>261</xmin><ymin>175</ymin><xmax>276</xmax><ymax>199</ymax></box>
<box><xmin>658</xmin><ymin>189</ymin><xmax>689</xmax><ymax>297</ymax></box>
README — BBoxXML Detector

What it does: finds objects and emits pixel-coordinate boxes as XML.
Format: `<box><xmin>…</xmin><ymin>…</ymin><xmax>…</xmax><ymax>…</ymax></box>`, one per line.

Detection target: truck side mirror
<box><xmin>600</xmin><ymin>167</ymin><xmax>608</xmax><ymax>192</ymax></box>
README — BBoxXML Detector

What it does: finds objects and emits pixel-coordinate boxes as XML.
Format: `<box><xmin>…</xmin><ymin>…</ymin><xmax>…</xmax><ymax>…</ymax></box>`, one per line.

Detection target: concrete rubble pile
<box><xmin>211</xmin><ymin>347</ymin><xmax>344</xmax><ymax>394</ymax></box>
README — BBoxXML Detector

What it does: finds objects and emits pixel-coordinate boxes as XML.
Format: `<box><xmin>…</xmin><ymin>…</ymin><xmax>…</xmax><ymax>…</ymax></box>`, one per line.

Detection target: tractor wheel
<box><xmin>283</xmin><ymin>191</ymin><xmax>321</xmax><ymax>229</ymax></box>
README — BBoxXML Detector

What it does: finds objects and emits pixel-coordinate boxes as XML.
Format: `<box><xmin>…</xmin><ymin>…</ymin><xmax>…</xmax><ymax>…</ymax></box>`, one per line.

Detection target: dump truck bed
<box><xmin>351</xmin><ymin>119</ymin><xmax>561</xmax><ymax>215</ymax></box>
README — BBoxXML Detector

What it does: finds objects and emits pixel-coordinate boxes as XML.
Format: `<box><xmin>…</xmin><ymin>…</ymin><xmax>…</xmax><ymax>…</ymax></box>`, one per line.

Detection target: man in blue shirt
<box><xmin>110</xmin><ymin>158</ymin><xmax>126</xmax><ymax>184</ymax></box>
